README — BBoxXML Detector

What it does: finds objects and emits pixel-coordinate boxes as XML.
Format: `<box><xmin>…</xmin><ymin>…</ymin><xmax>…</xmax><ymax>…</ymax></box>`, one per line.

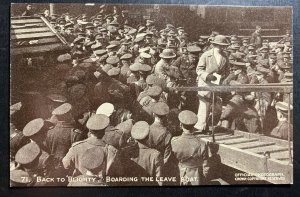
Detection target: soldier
<box><xmin>270</xmin><ymin>102</ymin><xmax>293</xmax><ymax>140</ymax></box>
<box><xmin>93</xmin><ymin>67</ymin><xmax>122</xmax><ymax>108</ymax></box>
<box><xmin>171</xmin><ymin>110</ymin><xmax>209</xmax><ymax>185</ymax></box>
<box><xmin>148</xmin><ymin>102</ymin><xmax>172</xmax><ymax>164</ymax></box>
<box><xmin>62</xmin><ymin>114</ymin><xmax>118</xmax><ymax>176</ymax></box>
<box><xmin>240</xmin><ymin>37</ymin><xmax>249</xmax><ymax>53</ymax></box>
<box><xmin>195</xmin><ymin>35</ymin><xmax>230</xmax><ymax>131</ymax></box>
<box><xmin>222</xmin><ymin>60</ymin><xmax>249</xmax><ymax>85</ymax></box>
<box><xmin>130</xmin><ymin>121</ymin><xmax>163</xmax><ymax>185</ymax></box>
<box><xmin>240</xmin><ymin>95</ymin><xmax>261</xmax><ymax>133</ymax></box>
<box><xmin>10</xmin><ymin>122</ymin><xmax>30</xmax><ymax>163</ymax></box>
<box><xmin>22</xmin><ymin>118</ymin><xmax>52</xmax><ymax>152</ymax></box>
<box><xmin>22</xmin><ymin>3</ymin><xmax>34</xmax><ymax>16</ymax></box>
<box><xmin>45</xmin><ymin>103</ymin><xmax>84</xmax><ymax>161</ymax></box>
<box><xmin>63</xmin><ymin>23</ymin><xmax>76</xmax><ymax>44</ymax></box>
<box><xmin>252</xmin><ymin>71</ymin><xmax>273</xmax><ymax>134</ymax></box>
<box><xmin>172</xmin><ymin>45</ymin><xmax>200</xmax><ymax>86</ymax></box>
<box><xmin>250</xmin><ymin>25</ymin><xmax>262</xmax><ymax>48</ymax></box>
<box><xmin>154</xmin><ymin>49</ymin><xmax>176</xmax><ymax>80</ymax></box>
<box><xmin>119</xmin><ymin>53</ymin><xmax>132</xmax><ymax>83</ymax></box>
<box><xmin>106</xmin><ymin>55</ymin><xmax>120</xmax><ymax>67</ymax></box>
<box><xmin>14</xmin><ymin>142</ymin><xmax>61</xmax><ymax>186</ymax></box>
<box><xmin>45</xmin><ymin>94</ymin><xmax>67</xmax><ymax>125</ymax></box>
<box><xmin>68</xmin><ymin>147</ymin><xmax>108</xmax><ymax>186</ymax></box>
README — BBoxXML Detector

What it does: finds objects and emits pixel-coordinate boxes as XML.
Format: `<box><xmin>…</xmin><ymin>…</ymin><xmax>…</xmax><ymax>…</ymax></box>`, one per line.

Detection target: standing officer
<box><xmin>45</xmin><ymin>103</ymin><xmax>84</xmax><ymax>161</ymax></box>
<box><xmin>62</xmin><ymin>114</ymin><xmax>118</xmax><ymax>176</ymax></box>
<box><xmin>14</xmin><ymin>142</ymin><xmax>62</xmax><ymax>186</ymax></box>
<box><xmin>172</xmin><ymin>45</ymin><xmax>201</xmax><ymax>86</ymax></box>
<box><xmin>148</xmin><ymin>102</ymin><xmax>172</xmax><ymax>164</ymax></box>
<box><xmin>130</xmin><ymin>121</ymin><xmax>163</xmax><ymax>186</ymax></box>
<box><xmin>68</xmin><ymin>147</ymin><xmax>108</xmax><ymax>186</ymax></box>
<box><xmin>171</xmin><ymin>110</ymin><xmax>209</xmax><ymax>185</ymax></box>
<box><xmin>172</xmin><ymin>45</ymin><xmax>201</xmax><ymax>112</ymax></box>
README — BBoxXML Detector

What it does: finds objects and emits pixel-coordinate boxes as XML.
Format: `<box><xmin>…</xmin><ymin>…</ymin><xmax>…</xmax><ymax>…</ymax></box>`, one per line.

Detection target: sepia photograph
<box><xmin>10</xmin><ymin>3</ymin><xmax>293</xmax><ymax>187</ymax></box>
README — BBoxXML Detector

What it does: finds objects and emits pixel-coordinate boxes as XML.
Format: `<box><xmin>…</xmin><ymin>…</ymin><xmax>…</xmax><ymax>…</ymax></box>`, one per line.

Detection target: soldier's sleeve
<box><xmin>71</xmin><ymin>128</ymin><xmax>84</xmax><ymax>144</ymax></box>
<box><xmin>222</xmin><ymin>73</ymin><xmax>236</xmax><ymax>85</ymax></box>
<box><xmin>256</xmin><ymin>64</ymin><xmax>271</xmax><ymax>74</ymax></box>
<box><xmin>155</xmin><ymin>151</ymin><xmax>164</xmax><ymax>186</ymax></box>
<box><xmin>196</xmin><ymin>53</ymin><xmax>209</xmax><ymax>81</ymax></box>
<box><xmin>171</xmin><ymin>56</ymin><xmax>182</xmax><ymax>68</ymax></box>
<box><xmin>62</xmin><ymin>146</ymin><xmax>75</xmax><ymax>171</ymax></box>
<box><xmin>163</xmin><ymin>133</ymin><xmax>172</xmax><ymax>164</ymax></box>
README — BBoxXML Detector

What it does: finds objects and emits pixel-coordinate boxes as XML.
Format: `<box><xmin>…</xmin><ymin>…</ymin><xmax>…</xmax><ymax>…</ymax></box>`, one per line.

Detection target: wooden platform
<box><xmin>10</xmin><ymin>16</ymin><xmax>70</xmax><ymax>57</ymax></box>
<box><xmin>196</xmin><ymin>127</ymin><xmax>293</xmax><ymax>184</ymax></box>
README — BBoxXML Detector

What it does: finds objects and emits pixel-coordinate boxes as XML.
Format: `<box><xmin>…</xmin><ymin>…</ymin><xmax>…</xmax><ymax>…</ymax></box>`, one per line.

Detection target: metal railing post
<box><xmin>212</xmin><ymin>92</ymin><xmax>215</xmax><ymax>143</ymax></box>
<box><xmin>288</xmin><ymin>93</ymin><xmax>292</xmax><ymax>164</ymax></box>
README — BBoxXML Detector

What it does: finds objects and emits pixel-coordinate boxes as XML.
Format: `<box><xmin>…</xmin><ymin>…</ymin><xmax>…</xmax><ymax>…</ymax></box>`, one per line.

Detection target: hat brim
<box><xmin>159</xmin><ymin>54</ymin><xmax>176</xmax><ymax>58</ymax></box>
<box><xmin>210</xmin><ymin>41</ymin><xmax>230</xmax><ymax>46</ymax></box>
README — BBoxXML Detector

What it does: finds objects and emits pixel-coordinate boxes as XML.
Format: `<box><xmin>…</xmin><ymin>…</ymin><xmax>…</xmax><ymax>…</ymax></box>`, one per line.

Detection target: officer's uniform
<box><xmin>238</xmin><ymin>95</ymin><xmax>261</xmax><ymax>133</ymax></box>
<box><xmin>130</xmin><ymin>121</ymin><xmax>163</xmax><ymax>185</ymax></box>
<box><xmin>148</xmin><ymin>102</ymin><xmax>172</xmax><ymax>164</ymax></box>
<box><xmin>68</xmin><ymin>147</ymin><xmax>108</xmax><ymax>186</ymax></box>
<box><xmin>171</xmin><ymin>110</ymin><xmax>209</xmax><ymax>185</ymax></box>
<box><xmin>45</xmin><ymin>103</ymin><xmax>84</xmax><ymax>160</ymax></box>
<box><xmin>15</xmin><ymin>141</ymin><xmax>61</xmax><ymax>186</ymax></box>
<box><xmin>62</xmin><ymin>114</ymin><xmax>118</xmax><ymax>176</ymax></box>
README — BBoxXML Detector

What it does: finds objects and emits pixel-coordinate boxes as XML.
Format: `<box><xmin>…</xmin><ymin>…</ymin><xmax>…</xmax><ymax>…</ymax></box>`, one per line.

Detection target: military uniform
<box><xmin>171</xmin><ymin>110</ymin><xmax>209</xmax><ymax>185</ymax></box>
<box><xmin>63</xmin><ymin>137</ymin><xmax>108</xmax><ymax>175</ymax></box>
<box><xmin>130</xmin><ymin>121</ymin><xmax>163</xmax><ymax>185</ymax></box>
<box><xmin>62</xmin><ymin>114</ymin><xmax>118</xmax><ymax>176</ymax></box>
<box><xmin>270</xmin><ymin>121</ymin><xmax>293</xmax><ymax>140</ymax></box>
<box><xmin>270</xmin><ymin>102</ymin><xmax>293</xmax><ymax>140</ymax></box>
<box><xmin>46</xmin><ymin>121</ymin><xmax>83</xmax><ymax>160</ymax></box>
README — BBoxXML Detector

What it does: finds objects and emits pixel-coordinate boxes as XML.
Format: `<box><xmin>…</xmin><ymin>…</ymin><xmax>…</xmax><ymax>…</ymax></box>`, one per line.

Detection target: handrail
<box><xmin>175</xmin><ymin>83</ymin><xmax>292</xmax><ymax>93</ymax></box>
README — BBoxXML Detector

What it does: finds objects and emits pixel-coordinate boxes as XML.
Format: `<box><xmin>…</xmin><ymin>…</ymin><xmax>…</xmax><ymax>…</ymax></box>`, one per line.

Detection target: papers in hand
<box><xmin>211</xmin><ymin>73</ymin><xmax>221</xmax><ymax>85</ymax></box>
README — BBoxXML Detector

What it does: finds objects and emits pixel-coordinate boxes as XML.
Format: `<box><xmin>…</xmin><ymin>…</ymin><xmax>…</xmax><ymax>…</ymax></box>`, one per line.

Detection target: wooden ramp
<box><xmin>10</xmin><ymin>16</ymin><xmax>70</xmax><ymax>57</ymax></box>
<box><xmin>197</xmin><ymin>127</ymin><xmax>293</xmax><ymax>184</ymax></box>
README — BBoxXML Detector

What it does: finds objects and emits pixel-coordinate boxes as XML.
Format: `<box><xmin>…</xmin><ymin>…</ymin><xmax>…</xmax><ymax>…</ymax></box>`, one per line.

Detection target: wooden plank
<box><xmin>215</xmin><ymin>135</ymin><xmax>244</xmax><ymax>141</ymax></box>
<box><xmin>270</xmin><ymin>151</ymin><xmax>292</xmax><ymax>160</ymax></box>
<box><xmin>222</xmin><ymin>138</ymin><xmax>259</xmax><ymax>145</ymax></box>
<box><xmin>212</xmin><ymin>142</ymin><xmax>269</xmax><ymax>179</ymax></box>
<box><xmin>41</xmin><ymin>16</ymin><xmax>69</xmax><ymax>45</ymax></box>
<box><xmin>267</xmin><ymin>159</ymin><xmax>293</xmax><ymax>184</ymax></box>
<box><xmin>11</xmin><ymin>32</ymin><xmax>55</xmax><ymax>40</ymax></box>
<box><xmin>11</xmin><ymin>37</ymin><xmax>61</xmax><ymax>48</ymax></box>
<box><xmin>247</xmin><ymin>145</ymin><xmax>289</xmax><ymax>155</ymax></box>
<box><xmin>196</xmin><ymin>132</ymin><xmax>230</xmax><ymax>138</ymax></box>
<box><xmin>234</xmin><ymin>130</ymin><xmax>293</xmax><ymax>148</ymax></box>
<box><xmin>233</xmin><ymin>141</ymin><xmax>275</xmax><ymax>149</ymax></box>
<box><xmin>11</xmin><ymin>43</ymin><xmax>69</xmax><ymax>56</ymax></box>
<box><xmin>11</xmin><ymin>27</ymin><xmax>50</xmax><ymax>34</ymax></box>
<box><xmin>11</xmin><ymin>18</ymin><xmax>43</xmax><ymax>24</ymax></box>
<box><xmin>11</xmin><ymin>23</ymin><xmax>47</xmax><ymax>29</ymax></box>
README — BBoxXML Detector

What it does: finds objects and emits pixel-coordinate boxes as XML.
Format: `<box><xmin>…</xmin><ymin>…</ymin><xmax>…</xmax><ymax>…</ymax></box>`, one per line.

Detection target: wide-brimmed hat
<box><xmin>211</xmin><ymin>35</ymin><xmax>230</xmax><ymax>46</ymax></box>
<box><xmin>159</xmin><ymin>49</ymin><xmax>176</xmax><ymax>59</ymax></box>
